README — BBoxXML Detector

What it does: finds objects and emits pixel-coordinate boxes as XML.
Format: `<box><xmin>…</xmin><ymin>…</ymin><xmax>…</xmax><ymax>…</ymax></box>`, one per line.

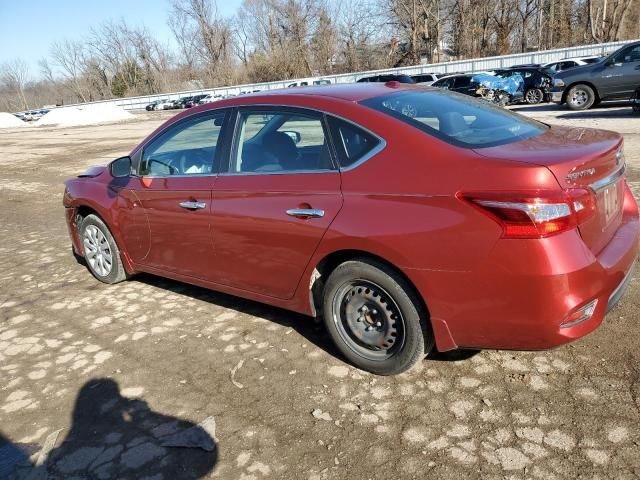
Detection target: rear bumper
<box><xmin>607</xmin><ymin>263</ymin><xmax>635</xmax><ymax>312</ymax></box>
<box><xmin>412</xmin><ymin>182</ymin><xmax>640</xmax><ymax>352</ymax></box>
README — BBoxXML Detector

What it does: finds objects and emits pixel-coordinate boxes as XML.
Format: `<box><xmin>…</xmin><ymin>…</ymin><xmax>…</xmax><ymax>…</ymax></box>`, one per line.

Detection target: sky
<box><xmin>0</xmin><ymin>0</ymin><xmax>242</xmax><ymax>77</ymax></box>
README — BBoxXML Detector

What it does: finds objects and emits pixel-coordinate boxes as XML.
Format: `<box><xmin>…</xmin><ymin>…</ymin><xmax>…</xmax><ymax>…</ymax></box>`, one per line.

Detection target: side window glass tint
<box><xmin>329</xmin><ymin>117</ymin><xmax>381</xmax><ymax>169</ymax></box>
<box><xmin>141</xmin><ymin>115</ymin><xmax>224</xmax><ymax>176</ymax></box>
<box><xmin>455</xmin><ymin>77</ymin><xmax>471</xmax><ymax>88</ymax></box>
<box><xmin>232</xmin><ymin>111</ymin><xmax>333</xmax><ymax>173</ymax></box>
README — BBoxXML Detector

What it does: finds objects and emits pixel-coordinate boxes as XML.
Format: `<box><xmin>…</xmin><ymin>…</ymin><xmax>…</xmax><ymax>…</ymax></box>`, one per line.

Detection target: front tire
<box><xmin>566</xmin><ymin>84</ymin><xmax>595</xmax><ymax>110</ymax></box>
<box><xmin>80</xmin><ymin>214</ymin><xmax>127</xmax><ymax>284</ymax></box>
<box><xmin>322</xmin><ymin>259</ymin><xmax>434</xmax><ymax>375</ymax></box>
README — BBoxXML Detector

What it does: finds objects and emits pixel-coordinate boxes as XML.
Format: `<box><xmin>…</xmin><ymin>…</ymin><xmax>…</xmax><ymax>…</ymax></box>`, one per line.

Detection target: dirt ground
<box><xmin>0</xmin><ymin>102</ymin><xmax>639</xmax><ymax>480</ymax></box>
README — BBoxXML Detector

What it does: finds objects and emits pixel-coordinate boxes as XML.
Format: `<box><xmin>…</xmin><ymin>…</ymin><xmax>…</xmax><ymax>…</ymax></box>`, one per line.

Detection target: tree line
<box><xmin>1</xmin><ymin>0</ymin><xmax>638</xmax><ymax>112</ymax></box>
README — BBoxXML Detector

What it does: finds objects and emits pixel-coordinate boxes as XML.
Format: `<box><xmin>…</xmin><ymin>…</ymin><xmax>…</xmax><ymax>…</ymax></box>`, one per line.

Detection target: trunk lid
<box><xmin>474</xmin><ymin>126</ymin><xmax>625</xmax><ymax>255</ymax></box>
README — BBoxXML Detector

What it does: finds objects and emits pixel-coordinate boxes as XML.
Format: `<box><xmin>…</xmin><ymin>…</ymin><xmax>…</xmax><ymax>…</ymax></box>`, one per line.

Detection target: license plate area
<box><xmin>599</xmin><ymin>180</ymin><xmax>621</xmax><ymax>225</ymax></box>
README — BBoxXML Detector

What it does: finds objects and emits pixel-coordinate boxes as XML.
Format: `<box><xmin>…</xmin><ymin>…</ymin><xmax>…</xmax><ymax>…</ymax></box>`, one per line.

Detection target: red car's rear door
<box><xmin>211</xmin><ymin>107</ymin><xmax>343</xmax><ymax>299</ymax></box>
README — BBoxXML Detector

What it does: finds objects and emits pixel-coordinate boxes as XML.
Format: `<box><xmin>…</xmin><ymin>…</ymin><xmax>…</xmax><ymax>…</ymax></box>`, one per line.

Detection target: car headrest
<box><xmin>263</xmin><ymin>131</ymin><xmax>299</xmax><ymax>168</ymax></box>
<box><xmin>438</xmin><ymin>112</ymin><xmax>468</xmax><ymax>137</ymax></box>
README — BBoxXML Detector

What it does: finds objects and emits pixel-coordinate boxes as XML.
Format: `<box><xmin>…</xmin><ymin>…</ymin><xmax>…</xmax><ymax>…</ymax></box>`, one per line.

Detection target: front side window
<box><xmin>612</xmin><ymin>45</ymin><xmax>640</xmax><ymax>64</ymax></box>
<box><xmin>140</xmin><ymin>114</ymin><xmax>225</xmax><ymax>176</ymax></box>
<box><xmin>328</xmin><ymin>117</ymin><xmax>381</xmax><ymax>169</ymax></box>
<box><xmin>361</xmin><ymin>90</ymin><xmax>546</xmax><ymax>148</ymax></box>
<box><xmin>231</xmin><ymin>110</ymin><xmax>333</xmax><ymax>173</ymax></box>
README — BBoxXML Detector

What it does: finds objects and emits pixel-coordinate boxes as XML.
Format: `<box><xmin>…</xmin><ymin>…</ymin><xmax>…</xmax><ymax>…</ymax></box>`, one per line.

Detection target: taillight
<box><xmin>459</xmin><ymin>189</ymin><xmax>596</xmax><ymax>239</ymax></box>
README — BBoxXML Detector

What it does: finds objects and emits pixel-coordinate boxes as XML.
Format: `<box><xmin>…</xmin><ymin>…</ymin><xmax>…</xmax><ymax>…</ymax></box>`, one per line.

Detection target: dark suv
<box><xmin>550</xmin><ymin>41</ymin><xmax>640</xmax><ymax>110</ymax></box>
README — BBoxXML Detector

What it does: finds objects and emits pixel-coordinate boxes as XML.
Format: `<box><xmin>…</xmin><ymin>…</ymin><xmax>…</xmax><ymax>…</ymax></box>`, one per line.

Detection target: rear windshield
<box><xmin>360</xmin><ymin>90</ymin><xmax>546</xmax><ymax>148</ymax></box>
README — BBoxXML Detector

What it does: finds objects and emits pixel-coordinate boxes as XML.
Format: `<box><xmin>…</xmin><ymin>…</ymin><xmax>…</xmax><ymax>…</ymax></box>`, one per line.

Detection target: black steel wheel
<box><xmin>332</xmin><ymin>279</ymin><xmax>406</xmax><ymax>361</ymax></box>
<box><xmin>322</xmin><ymin>258</ymin><xmax>434</xmax><ymax>375</ymax></box>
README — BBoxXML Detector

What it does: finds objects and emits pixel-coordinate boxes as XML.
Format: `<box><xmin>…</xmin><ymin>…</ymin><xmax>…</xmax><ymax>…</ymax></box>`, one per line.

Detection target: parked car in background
<box><xmin>287</xmin><ymin>79</ymin><xmax>332</xmax><ymax>87</ymax></box>
<box><xmin>550</xmin><ymin>41</ymin><xmax>640</xmax><ymax>110</ymax></box>
<box><xmin>20</xmin><ymin>109</ymin><xmax>49</xmax><ymax>121</ymax></box>
<box><xmin>173</xmin><ymin>96</ymin><xmax>193</xmax><ymax>109</ymax></box>
<box><xmin>544</xmin><ymin>56</ymin><xmax>602</xmax><ymax>73</ymax></box>
<box><xmin>357</xmin><ymin>74</ymin><xmax>416</xmax><ymax>84</ymax></box>
<box><xmin>632</xmin><ymin>86</ymin><xmax>640</xmax><ymax>114</ymax></box>
<box><xmin>156</xmin><ymin>99</ymin><xmax>175</xmax><ymax>110</ymax></box>
<box><xmin>199</xmin><ymin>94</ymin><xmax>223</xmax><ymax>104</ymax></box>
<box><xmin>146</xmin><ymin>100</ymin><xmax>161</xmax><ymax>111</ymax></box>
<box><xmin>62</xmin><ymin>83</ymin><xmax>638</xmax><ymax>375</ymax></box>
<box><xmin>509</xmin><ymin>63</ymin><xmax>543</xmax><ymax>68</ymax></box>
<box><xmin>431</xmin><ymin>74</ymin><xmax>524</xmax><ymax>105</ymax></box>
<box><xmin>490</xmin><ymin>67</ymin><xmax>553</xmax><ymax>104</ymax></box>
<box><xmin>411</xmin><ymin>73</ymin><xmax>440</xmax><ymax>85</ymax></box>
<box><xmin>186</xmin><ymin>94</ymin><xmax>209</xmax><ymax>107</ymax></box>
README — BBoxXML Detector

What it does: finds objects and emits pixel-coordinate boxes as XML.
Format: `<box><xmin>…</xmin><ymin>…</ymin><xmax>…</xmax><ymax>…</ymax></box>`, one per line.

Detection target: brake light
<box><xmin>459</xmin><ymin>189</ymin><xmax>596</xmax><ymax>239</ymax></box>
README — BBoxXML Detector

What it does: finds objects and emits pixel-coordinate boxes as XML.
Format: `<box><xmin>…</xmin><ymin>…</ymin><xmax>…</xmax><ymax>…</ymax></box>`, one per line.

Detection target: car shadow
<box><xmin>427</xmin><ymin>349</ymin><xmax>480</xmax><ymax>362</ymax></box>
<box><xmin>508</xmin><ymin>103</ymin><xmax>562</xmax><ymax>113</ymax></box>
<box><xmin>134</xmin><ymin>273</ymin><xmax>343</xmax><ymax>360</ymax></box>
<box><xmin>510</xmin><ymin>100</ymin><xmax>633</xmax><ymax>118</ymax></box>
<box><xmin>1</xmin><ymin>378</ymin><xmax>217</xmax><ymax>479</ymax></box>
<box><xmin>556</xmin><ymin>106</ymin><xmax>635</xmax><ymax>119</ymax></box>
<box><xmin>133</xmin><ymin>273</ymin><xmax>481</xmax><ymax>366</ymax></box>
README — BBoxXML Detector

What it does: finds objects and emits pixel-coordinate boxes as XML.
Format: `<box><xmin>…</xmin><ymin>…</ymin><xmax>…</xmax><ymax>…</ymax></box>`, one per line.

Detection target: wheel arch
<box><xmin>71</xmin><ymin>202</ymin><xmax>135</xmax><ymax>274</ymax></box>
<box><xmin>309</xmin><ymin>249</ymin><xmax>430</xmax><ymax>322</ymax></box>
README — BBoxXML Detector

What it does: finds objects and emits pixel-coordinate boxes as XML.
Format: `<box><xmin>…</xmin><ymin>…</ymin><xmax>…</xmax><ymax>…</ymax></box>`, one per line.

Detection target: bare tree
<box><xmin>588</xmin><ymin>0</ymin><xmax>635</xmax><ymax>42</ymax></box>
<box><xmin>170</xmin><ymin>0</ymin><xmax>234</xmax><ymax>85</ymax></box>
<box><xmin>0</xmin><ymin>59</ymin><xmax>30</xmax><ymax>110</ymax></box>
<box><xmin>50</xmin><ymin>39</ymin><xmax>91</xmax><ymax>102</ymax></box>
<box><xmin>385</xmin><ymin>0</ymin><xmax>442</xmax><ymax>65</ymax></box>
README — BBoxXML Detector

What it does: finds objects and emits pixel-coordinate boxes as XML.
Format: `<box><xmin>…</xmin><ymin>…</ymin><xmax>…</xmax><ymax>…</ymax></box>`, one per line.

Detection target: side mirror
<box><xmin>110</xmin><ymin>156</ymin><xmax>132</xmax><ymax>178</ymax></box>
<box><xmin>282</xmin><ymin>130</ymin><xmax>302</xmax><ymax>144</ymax></box>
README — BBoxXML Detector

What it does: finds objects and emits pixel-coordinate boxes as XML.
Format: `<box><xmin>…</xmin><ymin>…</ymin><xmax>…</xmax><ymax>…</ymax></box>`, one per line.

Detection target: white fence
<box><xmin>59</xmin><ymin>39</ymin><xmax>637</xmax><ymax>112</ymax></box>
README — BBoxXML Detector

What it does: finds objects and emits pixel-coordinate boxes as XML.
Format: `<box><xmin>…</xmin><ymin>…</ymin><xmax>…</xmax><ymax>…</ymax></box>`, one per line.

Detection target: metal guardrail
<box><xmin>51</xmin><ymin>39</ymin><xmax>637</xmax><ymax>112</ymax></box>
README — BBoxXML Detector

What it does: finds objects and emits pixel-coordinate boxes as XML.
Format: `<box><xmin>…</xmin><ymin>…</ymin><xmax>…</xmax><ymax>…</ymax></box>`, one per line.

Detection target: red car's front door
<box><xmin>130</xmin><ymin>112</ymin><xmax>228</xmax><ymax>280</ymax></box>
<box><xmin>211</xmin><ymin>108</ymin><xmax>343</xmax><ymax>299</ymax></box>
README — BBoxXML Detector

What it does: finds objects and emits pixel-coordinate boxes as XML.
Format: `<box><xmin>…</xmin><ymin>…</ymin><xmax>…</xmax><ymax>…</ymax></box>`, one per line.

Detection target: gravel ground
<box><xmin>0</xmin><ymin>103</ymin><xmax>639</xmax><ymax>480</ymax></box>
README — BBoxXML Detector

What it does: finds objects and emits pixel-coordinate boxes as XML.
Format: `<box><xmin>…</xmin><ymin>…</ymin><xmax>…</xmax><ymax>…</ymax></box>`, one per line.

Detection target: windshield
<box><xmin>360</xmin><ymin>89</ymin><xmax>546</xmax><ymax>148</ymax></box>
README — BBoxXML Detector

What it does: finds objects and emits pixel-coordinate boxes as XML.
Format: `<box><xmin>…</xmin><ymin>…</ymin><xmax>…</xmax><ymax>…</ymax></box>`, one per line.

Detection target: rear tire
<box><xmin>566</xmin><ymin>84</ymin><xmax>595</xmax><ymax>110</ymax></box>
<box><xmin>80</xmin><ymin>214</ymin><xmax>127</xmax><ymax>284</ymax></box>
<box><xmin>322</xmin><ymin>258</ymin><xmax>434</xmax><ymax>375</ymax></box>
<box><xmin>525</xmin><ymin>88</ymin><xmax>544</xmax><ymax>104</ymax></box>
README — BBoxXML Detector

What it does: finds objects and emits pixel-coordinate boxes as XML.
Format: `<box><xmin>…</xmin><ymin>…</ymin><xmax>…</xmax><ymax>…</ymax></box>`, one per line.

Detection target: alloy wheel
<box><xmin>83</xmin><ymin>225</ymin><xmax>113</xmax><ymax>277</ymax></box>
<box><xmin>525</xmin><ymin>89</ymin><xmax>543</xmax><ymax>104</ymax></box>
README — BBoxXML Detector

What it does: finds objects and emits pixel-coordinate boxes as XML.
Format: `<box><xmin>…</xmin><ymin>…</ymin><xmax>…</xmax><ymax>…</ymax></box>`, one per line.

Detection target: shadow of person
<box><xmin>45</xmin><ymin>378</ymin><xmax>217</xmax><ymax>480</ymax></box>
<box><xmin>0</xmin><ymin>432</ymin><xmax>39</xmax><ymax>479</ymax></box>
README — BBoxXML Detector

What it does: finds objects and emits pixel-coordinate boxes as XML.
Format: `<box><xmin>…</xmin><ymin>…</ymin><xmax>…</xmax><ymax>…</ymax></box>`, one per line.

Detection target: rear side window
<box><xmin>454</xmin><ymin>77</ymin><xmax>471</xmax><ymax>88</ymax></box>
<box><xmin>328</xmin><ymin>117</ymin><xmax>381</xmax><ymax>169</ymax></box>
<box><xmin>360</xmin><ymin>90</ymin><xmax>546</xmax><ymax>148</ymax></box>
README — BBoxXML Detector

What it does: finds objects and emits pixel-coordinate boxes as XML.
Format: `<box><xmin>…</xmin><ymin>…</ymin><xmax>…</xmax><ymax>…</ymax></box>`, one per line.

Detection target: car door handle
<box><xmin>179</xmin><ymin>201</ymin><xmax>207</xmax><ymax>210</ymax></box>
<box><xmin>286</xmin><ymin>208</ymin><xmax>325</xmax><ymax>218</ymax></box>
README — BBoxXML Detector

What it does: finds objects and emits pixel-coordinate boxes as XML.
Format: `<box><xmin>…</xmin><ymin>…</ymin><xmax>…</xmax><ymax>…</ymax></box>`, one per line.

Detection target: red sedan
<box><xmin>63</xmin><ymin>83</ymin><xmax>639</xmax><ymax>375</ymax></box>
